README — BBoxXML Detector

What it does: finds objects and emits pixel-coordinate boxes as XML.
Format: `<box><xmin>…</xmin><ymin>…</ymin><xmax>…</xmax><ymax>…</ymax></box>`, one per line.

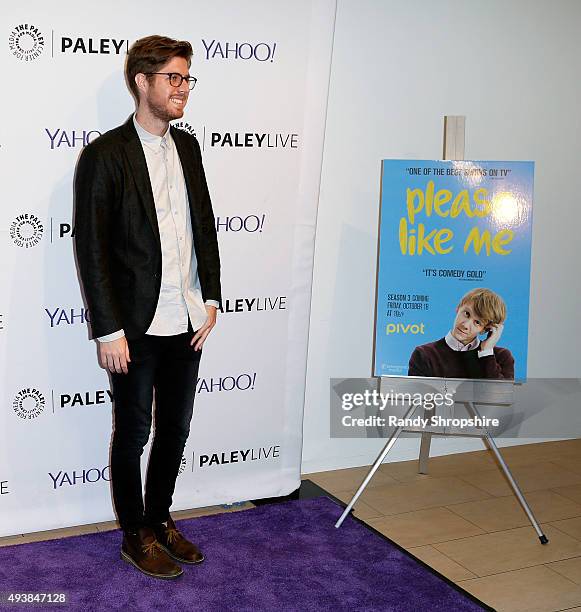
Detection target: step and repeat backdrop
<box><xmin>0</xmin><ymin>1</ymin><xmax>335</xmax><ymax>536</ymax></box>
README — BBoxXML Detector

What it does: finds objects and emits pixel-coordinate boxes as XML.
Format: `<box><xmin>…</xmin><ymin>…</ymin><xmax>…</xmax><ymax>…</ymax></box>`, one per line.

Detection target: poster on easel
<box><xmin>374</xmin><ymin>160</ymin><xmax>534</xmax><ymax>381</ymax></box>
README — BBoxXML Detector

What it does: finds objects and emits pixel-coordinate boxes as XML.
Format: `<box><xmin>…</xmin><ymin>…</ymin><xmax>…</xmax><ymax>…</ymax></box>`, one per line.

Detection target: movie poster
<box><xmin>374</xmin><ymin>160</ymin><xmax>534</xmax><ymax>381</ymax></box>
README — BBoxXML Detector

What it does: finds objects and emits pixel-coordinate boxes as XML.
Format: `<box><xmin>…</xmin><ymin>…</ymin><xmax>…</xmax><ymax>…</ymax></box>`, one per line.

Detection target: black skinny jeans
<box><xmin>110</xmin><ymin>323</ymin><xmax>201</xmax><ymax>533</ymax></box>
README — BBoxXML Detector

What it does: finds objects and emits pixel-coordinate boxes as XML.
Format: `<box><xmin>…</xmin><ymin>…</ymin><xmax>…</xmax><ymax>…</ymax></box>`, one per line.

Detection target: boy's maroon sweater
<box><xmin>408</xmin><ymin>338</ymin><xmax>514</xmax><ymax>379</ymax></box>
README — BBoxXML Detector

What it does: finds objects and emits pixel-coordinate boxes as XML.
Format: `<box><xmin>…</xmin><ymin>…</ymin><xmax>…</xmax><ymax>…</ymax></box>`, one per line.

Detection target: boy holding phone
<box><xmin>408</xmin><ymin>288</ymin><xmax>514</xmax><ymax>379</ymax></box>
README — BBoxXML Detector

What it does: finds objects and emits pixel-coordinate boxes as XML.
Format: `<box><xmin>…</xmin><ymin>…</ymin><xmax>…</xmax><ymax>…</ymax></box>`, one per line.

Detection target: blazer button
<box><xmin>153</xmin><ymin>272</ymin><xmax>159</xmax><ymax>279</ymax></box>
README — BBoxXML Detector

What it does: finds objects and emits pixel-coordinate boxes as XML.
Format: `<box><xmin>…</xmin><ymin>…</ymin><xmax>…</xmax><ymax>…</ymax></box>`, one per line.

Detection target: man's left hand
<box><xmin>191</xmin><ymin>305</ymin><xmax>218</xmax><ymax>351</ymax></box>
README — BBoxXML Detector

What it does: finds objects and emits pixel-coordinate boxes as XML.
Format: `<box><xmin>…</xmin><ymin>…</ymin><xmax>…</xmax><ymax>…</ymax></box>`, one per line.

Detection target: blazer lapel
<box><xmin>120</xmin><ymin>117</ymin><xmax>161</xmax><ymax>249</ymax></box>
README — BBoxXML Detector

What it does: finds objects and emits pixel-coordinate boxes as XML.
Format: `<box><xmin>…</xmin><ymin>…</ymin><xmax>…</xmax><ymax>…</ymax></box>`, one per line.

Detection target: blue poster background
<box><xmin>374</xmin><ymin>160</ymin><xmax>534</xmax><ymax>381</ymax></box>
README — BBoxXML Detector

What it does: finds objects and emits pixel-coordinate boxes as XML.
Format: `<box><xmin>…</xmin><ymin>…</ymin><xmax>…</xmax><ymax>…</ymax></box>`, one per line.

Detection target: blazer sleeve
<box><xmin>74</xmin><ymin>144</ymin><xmax>123</xmax><ymax>339</ymax></box>
<box><xmin>192</xmin><ymin>137</ymin><xmax>222</xmax><ymax>305</ymax></box>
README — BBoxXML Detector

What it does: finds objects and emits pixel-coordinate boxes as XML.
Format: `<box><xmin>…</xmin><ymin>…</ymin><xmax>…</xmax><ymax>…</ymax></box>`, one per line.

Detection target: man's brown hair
<box><xmin>458</xmin><ymin>288</ymin><xmax>507</xmax><ymax>327</ymax></box>
<box><xmin>125</xmin><ymin>35</ymin><xmax>193</xmax><ymax>101</ymax></box>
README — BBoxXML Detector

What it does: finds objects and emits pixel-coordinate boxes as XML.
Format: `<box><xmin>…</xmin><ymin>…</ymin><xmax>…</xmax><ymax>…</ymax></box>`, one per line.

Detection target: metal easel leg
<box><xmin>418</xmin><ymin>405</ymin><xmax>433</xmax><ymax>474</ymax></box>
<box><xmin>466</xmin><ymin>401</ymin><xmax>548</xmax><ymax>544</ymax></box>
<box><xmin>335</xmin><ymin>403</ymin><xmax>417</xmax><ymax>528</ymax></box>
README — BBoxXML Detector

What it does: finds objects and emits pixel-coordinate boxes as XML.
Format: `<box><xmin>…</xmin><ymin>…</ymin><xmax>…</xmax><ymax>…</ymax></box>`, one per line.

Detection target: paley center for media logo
<box><xmin>209</xmin><ymin>131</ymin><xmax>298</xmax><ymax>149</ymax></box>
<box><xmin>194</xmin><ymin>444</ymin><xmax>281</xmax><ymax>468</ymax></box>
<box><xmin>219</xmin><ymin>296</ymin><xmax>287</xmax><ymax>314</ymax></box>
<box><xmin>17</xmin><ymin>215</ymin><xmax>79</xmax><ymax>244</ymax></box>
<box><xmin>9</xmin><ymin>24</ymin><xmax>129</xmax><ymax>60</ymax></box>
<box><xmin>179</xmin><ymin>124</ymin><xmax>298</xmax><ymax>153</ymax></box>
<box><xmin>9</xmin><ymin>24</ymin><xmax>45</xmax><ymax>61</ymax></box>
<box><xmin>58</xmin><ymin>36</ymin><xmax>128</xmax><ymax>54</ymax></box>
<box><xmin>172</xmin><ymin>121</ymin><xmax>196</xmax><ymax>137</ymax></box>
<box><xmin>178</xmin><ymin>455</ymin><xmax>187</xmax><ymax>476</ymax></box>
<box><xmin>13</xmin><ymin>388</ymin><xmax>46</xmax><ymax>420</ymax></box>
<box><xmin>13</xmin><ymin>385</ymin><xmax>112</xmax><ymax>419</ymax></box>
<box><xmin>59</xmin><ymin>389</ymin><xmax>112</xmax><ymax>409</ymax></box>
<box><xmin>9</xmin><ymin>213</ymin><xmax>43</xmax><ymax>248</ymax></box>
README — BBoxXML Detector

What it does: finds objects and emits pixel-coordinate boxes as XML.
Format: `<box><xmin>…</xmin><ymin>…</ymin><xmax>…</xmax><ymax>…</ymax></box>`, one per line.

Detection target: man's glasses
<box><xmin>145</xmin><ymin>72</ymin><xmax>197</xmax><ymax>90</ymax></box>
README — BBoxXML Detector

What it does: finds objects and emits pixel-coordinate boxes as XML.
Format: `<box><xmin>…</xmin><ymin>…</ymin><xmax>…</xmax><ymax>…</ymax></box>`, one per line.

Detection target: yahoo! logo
<box><xmin>49</xmin><ymin>466</ymin><xmax>110</xmax><ymax>489</ymax></box>
<box><xmin>46</xmin><ymin>128</ymin><xmax>101</xmax><ymax>149</ymax></box>
<box><xmin>197</xmin><ymin>373</ymin><xmax>256</xmax><ymax>394</ymax></box>
<box><xmin>45</xmin><ymin>307</ymin><xmax>90</xmax><ymax>327</ymax></box>
<box><xmin>202</xmin><ymin>40</ymin><xmax>276</xmax><ymax>62</ymax></box>
<box><xmin>216</xmin><ymin>214</ymin><xmax>265</xmax><ymax>233</ymax></box>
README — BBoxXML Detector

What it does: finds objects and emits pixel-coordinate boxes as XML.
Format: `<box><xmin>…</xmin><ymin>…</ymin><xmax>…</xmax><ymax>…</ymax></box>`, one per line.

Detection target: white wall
<box><xmin>302</xmin><ymin>0</ymin><xmax>581</xmax><ymax>473</ymax></box>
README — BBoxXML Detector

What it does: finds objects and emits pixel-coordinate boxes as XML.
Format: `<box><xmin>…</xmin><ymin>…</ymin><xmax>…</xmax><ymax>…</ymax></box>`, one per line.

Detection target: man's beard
<box><xmin>146</xmin><ymin>96</ymin><xmax>183</xmax><ymax>123</ymax></box>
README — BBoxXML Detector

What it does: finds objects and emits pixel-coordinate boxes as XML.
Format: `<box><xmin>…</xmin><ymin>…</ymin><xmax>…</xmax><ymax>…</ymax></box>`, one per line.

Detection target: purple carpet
<box><xmin>0</xmin><ymin>497</ymin><xmax>487</xmax><ymax>611</ymax></box>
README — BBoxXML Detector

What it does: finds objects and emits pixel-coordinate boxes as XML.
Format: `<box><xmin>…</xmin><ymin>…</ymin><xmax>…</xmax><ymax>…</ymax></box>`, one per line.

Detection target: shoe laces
<box><xmin>166</xmin><ymin>528</ymin><xmax>182</xmax><ymax>544</ymax></box>
<box><xmin>142</xmin><ymin>540</ymin><xmax>163</xmax><ymax>558</ymax></box>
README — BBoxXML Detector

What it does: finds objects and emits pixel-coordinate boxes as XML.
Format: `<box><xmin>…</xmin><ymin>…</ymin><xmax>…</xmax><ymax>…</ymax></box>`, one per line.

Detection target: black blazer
<box><xmin>74</xmin><ymin>116</ymin><xmax>221</xmax><ymax>340</ymax></box>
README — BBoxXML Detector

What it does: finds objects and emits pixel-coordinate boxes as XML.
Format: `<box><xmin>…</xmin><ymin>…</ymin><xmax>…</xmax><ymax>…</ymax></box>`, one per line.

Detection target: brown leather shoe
<box><xmin>152</xmin><ymin>516</ymin><xmax>205</xmax><ymax>564</ymax></box>
<box><xmin>121</xmin><ymin>526</ymin><xmax>183</xmax><ymax>579</ymax></box>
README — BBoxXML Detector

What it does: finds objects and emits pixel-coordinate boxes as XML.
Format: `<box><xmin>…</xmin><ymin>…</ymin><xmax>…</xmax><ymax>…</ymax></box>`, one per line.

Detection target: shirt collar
<box><xmin>133</xmin><ymin>114</ymin><xmax>170</xmax><ymax>150</ymax></box>
<box><xmin>445</xmin><ymin>331</ymin><xmax>480</xmax><ymax>352</ymax></box>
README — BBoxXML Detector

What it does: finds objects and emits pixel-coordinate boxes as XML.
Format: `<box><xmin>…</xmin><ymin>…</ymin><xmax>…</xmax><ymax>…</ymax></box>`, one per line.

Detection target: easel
<box><xmin>334</xmin><ymin>376</ymin><xmax>548</xmax><ymax>544</ymax></box>
<box><xmin>335</xmin><ymin>117</ymin><xmax>548</xmax><ymax>544</ymax></box>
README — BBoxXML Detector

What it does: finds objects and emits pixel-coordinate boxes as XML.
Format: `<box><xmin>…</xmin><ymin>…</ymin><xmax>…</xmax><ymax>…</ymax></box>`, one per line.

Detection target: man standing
<box><xmin>74</xmin><ymin>35</ymin><xmax>221</xmax><ymax>579</ymax></box>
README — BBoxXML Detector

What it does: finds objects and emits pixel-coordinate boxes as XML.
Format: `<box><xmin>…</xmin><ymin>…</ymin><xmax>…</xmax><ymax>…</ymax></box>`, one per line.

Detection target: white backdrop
<box><xmin>302</xmin><ymin>0</ymin><xmax>581</xmax><ymax>474</ymax></box>
<box><xmin>0</xmin><ymin>0</ymin><xmax>336</xmax><ymax>536</ymax></box>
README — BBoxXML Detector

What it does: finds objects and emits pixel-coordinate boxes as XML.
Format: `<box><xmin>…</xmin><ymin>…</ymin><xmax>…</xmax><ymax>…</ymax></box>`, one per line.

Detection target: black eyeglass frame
<box><xmin>144</xmin><ymin>72</ymin><xmax>197</xmax><ymax>90</ymax></box>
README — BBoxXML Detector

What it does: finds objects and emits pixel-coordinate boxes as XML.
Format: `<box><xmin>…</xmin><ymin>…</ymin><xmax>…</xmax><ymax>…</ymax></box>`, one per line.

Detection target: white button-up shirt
<box><xmin>445</xmin><ymin>331</ymin><xmax>494</xmax><ymax>358</ymax></box>
<box><xmin>97</xmin><ymin>115</ymin><xmax>217</xmax><ymax>341</ymax></box>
